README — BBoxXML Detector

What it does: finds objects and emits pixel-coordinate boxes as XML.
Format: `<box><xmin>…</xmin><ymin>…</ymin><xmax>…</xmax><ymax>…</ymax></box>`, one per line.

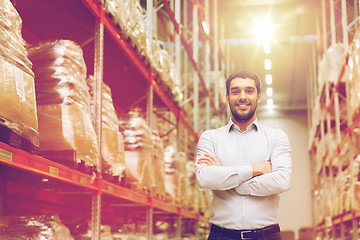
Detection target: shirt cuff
<box><xmin>234</xmin><ymin>181</ymin><xmax>251</xmax><ymax>195</ymax></box>
<box><xmin>234</xmin><ymin>165</ymin><xmax>253</xmax><ymax>184</ymax></box>
<box><xmin>233</xmin><ymin>164</ymin><xmax>252</xmax><ymax>195</ymax></box>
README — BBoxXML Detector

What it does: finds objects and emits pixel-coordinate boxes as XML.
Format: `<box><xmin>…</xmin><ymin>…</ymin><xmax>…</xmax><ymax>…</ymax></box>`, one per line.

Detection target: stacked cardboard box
<box><xmin>87</xmin><ymin>76</ymin><xmax>125</xmax><ymax>180</ymax></box>
<box><xmin>0</xmin><ymin>0</ymin><xmax>38</xmax><ymax>149</ymax></box>
<box><xmin>28</xmin><ymin>40</ymin><xmax>99</xmax><ymax>168</ymax></box>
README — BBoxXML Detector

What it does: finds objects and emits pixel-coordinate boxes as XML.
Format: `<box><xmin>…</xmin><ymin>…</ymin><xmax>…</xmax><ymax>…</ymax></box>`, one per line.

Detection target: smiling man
<box><xmin>196</xmin><ymin>70</ymin><xmax>292</xmax><ymax>240</ymax></box>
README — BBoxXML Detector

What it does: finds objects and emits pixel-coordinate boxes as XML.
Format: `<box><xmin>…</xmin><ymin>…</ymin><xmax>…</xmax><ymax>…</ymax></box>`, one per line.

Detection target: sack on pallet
<box><xmin>87</xmin><ymin>76</ymin><xmax>125</xmax><ymax>179</ymax></box>
<box><xmin>164</xmin><ymin>145</ymin><xmax>180</xmax><ymax>203</ymax></box>
<box><xmin>152</xmin><ymin>132</ymin><xmax>166</xmax><ymax>198</ymax></box>
<box><xmin>119</xmin><ymin>111</ymin><xmax>153</xmax><ymax>190</ymax></box>
<box><xmin>0</xmin><ymin>214</ymin><xmax>73</xmax><ymax>240</ymax></box>
<box><xmin>28</xmin><ymin>40</ymin><xmax>99</xmax><ymax>168</ymax></box>
<box><xmin>0</xmin><ymin>0</ymin><xmax>38</xmax><ymax>148</ymax></box>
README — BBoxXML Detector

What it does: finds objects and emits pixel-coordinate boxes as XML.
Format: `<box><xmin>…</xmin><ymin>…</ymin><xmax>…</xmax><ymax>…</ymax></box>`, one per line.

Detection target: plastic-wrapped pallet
<box><xmin>152</xmin><ymin>40</ymin><xmax>181</xmax><ymax>103</ymax></box>
<box><xmin>105</xmin><ymin>0</ymin><xmax>148</xmax><ymax>57</ymax></box>
<box><xmin>317</xmin><ymin>43</ymin><xmax>346</xmax><ymax>97</ymax></box>
<box><xmin>64</xmin><ymin>218</ymin><xmax>114</xmax><ymax>240</ymax></box>
<box><xmin>112</xmin><ymin>223</ymin><xmax>147</xmax><ymax>240</ymax></box>
<box><xmin>28</xmin><ymin>40</ymin><xmax>99</xmax><ymax>169</ymax></box>
<box><xmin>87</xmin><ymin>76</ymin><xmax>125</xmax><ymax>180</ymax></box>
<box><xmin>152</xmin><ymin>131</ymin><xmax>166</xmax><ymax>198</ymax></box>
<box><xmin>348</xmin><ymin>31</ymin><xmax>360</xmax><ymax>116</ymax></box>
<box><xmin>105</xmin><ymin>1</ymin><xmax>181</xmax><ymax>104</ymax></box>
<box><xmin>0</xmin><ymin>214</ymin><xmax>73</xmax><ymax>240</ymax></box>
<box><xmin>186</xmin><ymin>161</ymin><xmax>200</xmax><ymax>212</ymax></box>
<box><xmin>163</xmin><ymin>145</ymin><xmax>190</xmax><ymax>205</ymax></box>
<box><xmin>0</xmin><ymin>0</ymin><xmax>39</xmax><ymax>149</ymax></box>
<box><xmin>119</xmin><ymin>110</ymin><xmax>153</xmax><ymax>191</ymax></box>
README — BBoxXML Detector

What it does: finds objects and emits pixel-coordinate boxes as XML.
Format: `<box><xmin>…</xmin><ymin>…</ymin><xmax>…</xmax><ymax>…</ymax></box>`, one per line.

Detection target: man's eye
<box><xmin>232</xmin><ymin>90</ymin><xmax>239</xmax><ymax>94</ymax></box>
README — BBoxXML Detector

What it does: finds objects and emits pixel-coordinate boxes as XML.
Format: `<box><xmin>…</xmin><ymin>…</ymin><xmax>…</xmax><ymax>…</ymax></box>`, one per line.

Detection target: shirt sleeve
<box><xmin>235</xmin><ymin>129</ymin><xmax>292</xmax><ymax>196</ymax></box>
<box><xmin>195</xmin><ymin>130</ymin><xmax>253</xmax><ymax>191</ymax></box>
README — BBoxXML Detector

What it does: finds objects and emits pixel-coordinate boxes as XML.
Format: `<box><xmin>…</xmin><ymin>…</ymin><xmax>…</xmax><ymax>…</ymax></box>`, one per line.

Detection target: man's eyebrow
<box><xmin>230</xmin><ymin>86</ymin><xmax>255</xmax><ymax>90</ymax></box>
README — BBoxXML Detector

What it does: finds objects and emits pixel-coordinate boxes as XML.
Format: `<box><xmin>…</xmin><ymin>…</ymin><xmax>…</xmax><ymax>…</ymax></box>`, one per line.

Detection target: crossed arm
<box><xmin>197</xmin><ymin>153</ymin><xmax>272</xmax><ymax>177</ymax></box>
<box><xmin>195</xmin><ymin>131</ymin><xmax>292</xmax><ymax>196</ymax></box>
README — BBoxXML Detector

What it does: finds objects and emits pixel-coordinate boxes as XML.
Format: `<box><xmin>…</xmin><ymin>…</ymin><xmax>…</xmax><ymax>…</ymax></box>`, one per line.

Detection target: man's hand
<box><xmin>197</xmin><ymin>153</ymin><xmax>221</xmax><ymax>166</ymax></box>
<box><xmin>252</xmin><ymin>160</ymin><xmax>272</xmax><ymax>177</ymax></box>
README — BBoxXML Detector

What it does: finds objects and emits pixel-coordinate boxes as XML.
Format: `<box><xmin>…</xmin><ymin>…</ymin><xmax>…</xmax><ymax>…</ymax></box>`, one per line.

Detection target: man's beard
<box><xmin>230</xmin><ymin>103</ymin><xmax>257</xmax><ymax>122</ymax></box>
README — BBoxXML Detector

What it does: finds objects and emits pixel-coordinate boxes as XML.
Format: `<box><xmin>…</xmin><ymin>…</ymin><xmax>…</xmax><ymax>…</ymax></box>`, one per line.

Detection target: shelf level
<box><xmin>81</xmin><ymin>0</ymin><xmax>199</xmax><ymax>141</ymax></box>
<box><xmin>0</xmin><ymin>142</ymin><xmax>97</xmax><ymax>190</ymax></box>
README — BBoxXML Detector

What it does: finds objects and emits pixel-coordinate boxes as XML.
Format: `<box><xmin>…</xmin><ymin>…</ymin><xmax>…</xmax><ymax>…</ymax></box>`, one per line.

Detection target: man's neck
<box><xmin>232</xmin><ymin>116</ymin><xmax>256</xmax><ymax>132</ymax></box>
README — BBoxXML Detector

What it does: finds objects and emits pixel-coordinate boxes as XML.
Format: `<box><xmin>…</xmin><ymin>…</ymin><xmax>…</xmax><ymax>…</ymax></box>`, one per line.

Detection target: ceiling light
<box><xmin>267</xmin><ymin>98</ymin><xmax>274</xmax><ymax>106</ymax></box>
<box><xmin>202</xmin><ymin>21</ymin><xmax>210</xmax><ymax>35</ymax></box>
<box><xmin>263</xmin><ymin>41</ymin><xmax>271</xmax><ymax>54</ymax></box>
<box><xmin>265</xmin><ymin>74</ymin><xmax>272</xmax><ymax>84</ymax></box>
<box><xmin>266</xmin><ymin>87</ymin><xmax>273</xmax><ymax>97</ymax></box>
<box><xmin>264</xmin><ymin>59</ymin><xmax>271</xmax><ymax>70</ymax></box>
<box><xmin>254</xmin><ymin>19</ymin><xmax>273</xmax><ymax>39</ymax></box>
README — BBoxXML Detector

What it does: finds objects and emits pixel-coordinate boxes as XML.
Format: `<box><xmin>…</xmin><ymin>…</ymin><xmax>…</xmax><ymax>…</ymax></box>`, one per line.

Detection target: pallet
<box><xmin>39</xmin><ymin>150</ymin><xmax>97</xmax><ymax>174</ymax></box>
<box><xmin>0</xmin><ymin>124</ymin><xmax>38</xmax><ymax>154</ymax></box>
<box><xmin>126</xmin><ymin>181</ymin><xmax>151</xmax><ymax>195</ymax></box>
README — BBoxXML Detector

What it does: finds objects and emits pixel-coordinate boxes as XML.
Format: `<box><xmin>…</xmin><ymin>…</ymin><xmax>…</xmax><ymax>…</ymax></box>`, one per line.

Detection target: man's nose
<box><xmin>239</xmin><ymin>90</ymin><xmax>246</xmax><ymax>99</ymax></box>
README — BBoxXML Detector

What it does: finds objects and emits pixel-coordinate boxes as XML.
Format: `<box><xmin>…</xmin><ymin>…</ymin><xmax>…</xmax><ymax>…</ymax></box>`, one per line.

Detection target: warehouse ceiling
<box><xmin>217</xmin><ymin>0</ymin><xmax>322</xmax><ymax>113</ymax></box>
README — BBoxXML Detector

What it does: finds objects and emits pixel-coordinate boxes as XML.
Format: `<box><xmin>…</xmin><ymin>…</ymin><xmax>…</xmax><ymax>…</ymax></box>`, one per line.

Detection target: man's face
<box><xmin>226</xmin><ymin>77</ymin><xmax>261</xmax><ymax>123</ymax></box>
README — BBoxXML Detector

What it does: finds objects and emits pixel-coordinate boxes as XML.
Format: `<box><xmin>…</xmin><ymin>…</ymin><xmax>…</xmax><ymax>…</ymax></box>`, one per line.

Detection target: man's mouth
<box><xmin>236</xmin><ymin>103</ymin><xmax>250</xmax><ymax>107</ymax></box>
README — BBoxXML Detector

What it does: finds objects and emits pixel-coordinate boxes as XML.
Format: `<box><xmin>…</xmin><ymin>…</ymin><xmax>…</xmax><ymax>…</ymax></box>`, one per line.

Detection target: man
<box><xmin>196</xmin><ymin>70</ymin><xmax>292</xmax><ymax>240</ymax></box>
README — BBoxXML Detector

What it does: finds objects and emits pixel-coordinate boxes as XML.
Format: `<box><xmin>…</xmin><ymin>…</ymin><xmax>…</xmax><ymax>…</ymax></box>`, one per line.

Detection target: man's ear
<box><xmin>257</xmin><ymin>93</ymin><xmax>262</xmax><ymax>103</ymax></box>
<box><xmin>226</xmin><ymin>93</ymin><xmax>229</xmax><ymax>104</ymax></box>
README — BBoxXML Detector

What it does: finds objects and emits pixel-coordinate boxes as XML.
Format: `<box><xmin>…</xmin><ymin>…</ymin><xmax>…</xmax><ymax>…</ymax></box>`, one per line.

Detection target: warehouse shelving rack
<box><xmin>0</xmin><ymin>0</ymin><xmax>228</xmax><ymax>239</ymax></box>
<box><xmin>307</xmin><ymin>0</ymin><xmax>360</xmax><ymax>239</ymax></box>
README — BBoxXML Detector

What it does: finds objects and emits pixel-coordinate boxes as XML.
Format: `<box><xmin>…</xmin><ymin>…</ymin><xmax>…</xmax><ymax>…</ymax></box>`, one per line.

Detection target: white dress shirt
<box><xmin>196</xmin><ymin>118</ymin><xmax>292</xmax><ymax>230</ymax></box>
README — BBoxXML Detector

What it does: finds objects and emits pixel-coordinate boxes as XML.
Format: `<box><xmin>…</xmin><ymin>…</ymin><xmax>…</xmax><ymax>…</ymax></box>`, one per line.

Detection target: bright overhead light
<box><xmin>266</xmin><ymin>87</ymin><xmax>273</xmax><ymax>97</ymax></box>
<box><xmin>264</xmin><ymin>59</ymin><xmax>271</xmax><ymax>70</ymax></box>
<box><xmin>265</xmin><ymin>74</ymin><xmax>272</xmax><ymax>84</ymax></box>
<box><xmin>254</xmin><ymin>19</ymin><xmax>273</xmax><ymax>39</ymax></box>
<box><xmin>267</xmin><ymin>98</ymin><xmax>274</xmax><ymax>106</ymax></box>
<box><xmin>264</xmin><ymin>41</ymin><xmax>271</xmax><ymax>54</ymax></box>
<box><xmin>202</xmin><ymin>21</ymin><xmax>210</xmax><ymax>35</ymax></box>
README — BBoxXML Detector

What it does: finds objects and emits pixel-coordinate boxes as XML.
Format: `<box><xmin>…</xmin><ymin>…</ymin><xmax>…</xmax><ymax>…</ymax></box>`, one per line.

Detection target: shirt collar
<box><xmin>226</xmin><ymin>118</ymin><xmax>259</xmax><ymax>133</ymax></box>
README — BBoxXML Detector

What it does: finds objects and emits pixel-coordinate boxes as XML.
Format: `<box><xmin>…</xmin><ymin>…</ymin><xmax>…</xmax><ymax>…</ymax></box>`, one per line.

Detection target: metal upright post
<box><xmin>193</xmin><ymin>1</ymin><xmax>199</xmax><ymax>133</ymax></box>
<box><xmin>214</xmin><ymin>0</ymin><xmax>220</xmax><ymax>126</ymax></box>
<box><xmin>181</xmin><ymin>0</ymin><xmax>190</xmax><ymax>165</ymax></box>
<box><xmin>204</xmin><ymin>0</ymin><xmax>210</xmax><ymax>130</ymax></box>
<box><xmin>146</xmin><ymin>0</ymin><xmax>154</xmax><ymax>239</ymax></box>
<box><xmin>146</xmin><ymin>206</ymin><xmax>153</xmax><ymax>240</ymax></box>
<box><xmin>175</xmin><ymin>0</ymin><xmax>182</xmax><ymax>152</ymax></box>
<box><xmin>146</xmin><ymin>0</ymin><xmax>154</xmax><ymax>130</ymax></box>
<box><xmin>336</xmin><ymin>3</ymin><xmax>349</xmax><ymax>239</ymax></box>
<box><xmin>183</xmin><ymin>0</ymin><xmax>188</xmax><ymax>108</ymax></box>
<box><xmin>92</xmin><ymin>2</ymin><xmax>104</xmax><ymax>239</ymax></box>
<box><xmin>176</xmin><ymin>215</ymin><xmax>182</xmax><ymax>240</ymax></box>
<box><xmin>194</xmin><ymin>221</ymin><xmax>199</xmax><ymax>240</ymax></box>
<box><xmin>328</xmin><ymin>1</ymin><xmax>336</xmax><ymax>239</ymax></box>
<box><xmin>321</xmin><ymin>0</ymin><xmax>327</xmax><ymax>52</ymax></box>
<box><xmin>175</xmin><ymin>0</ymin><xmax>181</xmax><ymax>93</ymax></box>
<box><xmin>0</xmin><ymin>179</ymin><xmax>6</xmax><ymax>216</ymax></box>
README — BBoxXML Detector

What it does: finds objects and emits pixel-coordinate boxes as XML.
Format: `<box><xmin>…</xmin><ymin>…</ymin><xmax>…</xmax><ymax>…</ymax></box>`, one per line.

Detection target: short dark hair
<box><xmin>226</xmin><ymin>70</ymin><xmax>261</xmax><ymax>95</ymax></box>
